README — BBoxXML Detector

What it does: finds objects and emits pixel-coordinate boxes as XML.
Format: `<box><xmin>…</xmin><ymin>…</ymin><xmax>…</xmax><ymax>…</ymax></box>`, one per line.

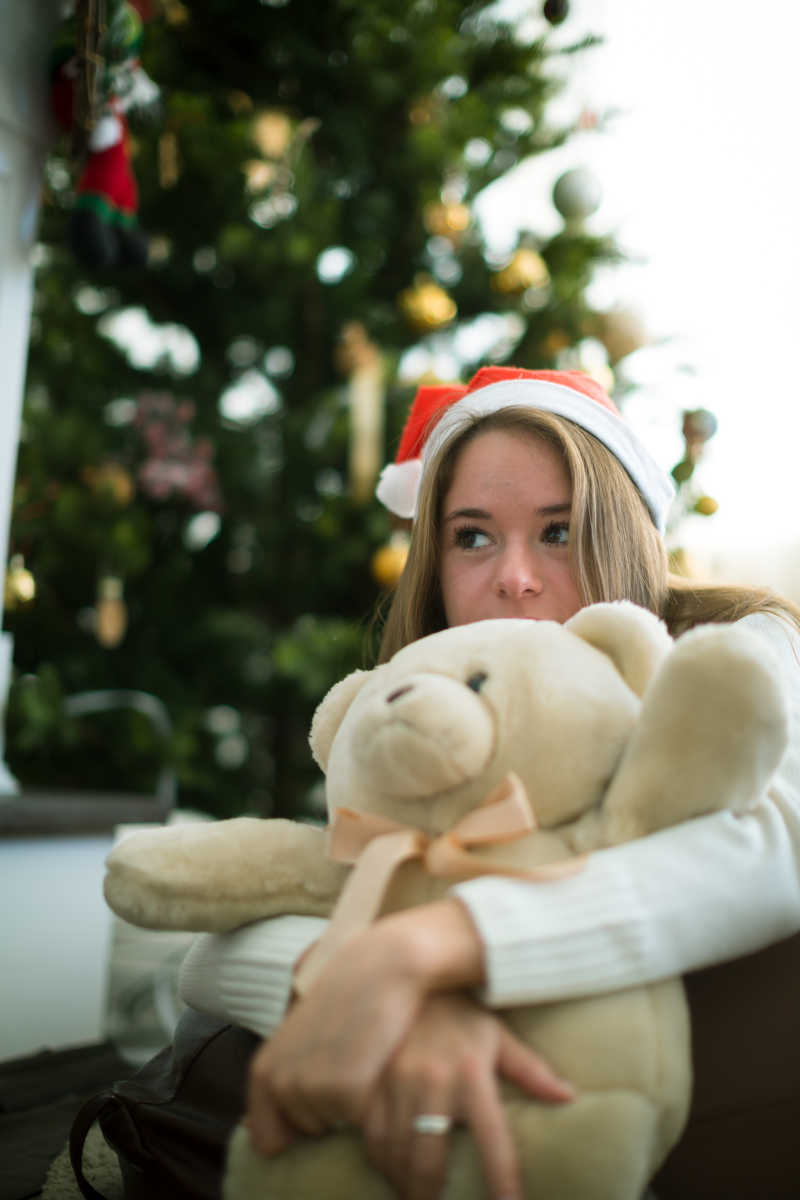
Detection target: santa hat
<box><xmin>375</xmin><ymin>367</ymin><xmax>675</xmax><ymax>532</ymax></box>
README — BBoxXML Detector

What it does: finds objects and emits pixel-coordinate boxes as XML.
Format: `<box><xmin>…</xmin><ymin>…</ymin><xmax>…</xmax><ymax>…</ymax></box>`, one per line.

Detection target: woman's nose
<box><xmin>494</xmin><ymin>548</ymin><xmax>542</xmax><ymax>598</ymax></box>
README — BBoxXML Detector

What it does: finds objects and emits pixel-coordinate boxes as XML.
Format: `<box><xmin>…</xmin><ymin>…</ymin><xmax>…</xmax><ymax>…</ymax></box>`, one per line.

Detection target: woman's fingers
<box><xmin>366</xmin><ymin>1096</ymin><xmax>455</xmax><ymax>1200</ymax></box>
<box><xmin>244</xmin><ymin>926</ymin><xmax>434</xmax><ymax>1153</ymax></box>
<box><xmin>244</xmin><ymin>1057</ymin><xmax>298</xmax><ymax>1158</ymax></box>
<box><xmin>365</xmin><ymin>997</ymin><xmax>575</xmax><ymax>1200</ymax></box>
<box><xmin>461</xmin><ymin>1062</ymin><xmax>521</xmax><ymax>1200</ymax></box>
<box><xmin>458</xmin><ymin>1025</ymin><xmax>574</xmax><ymax>1200</ymax></box>
<box><xmin>404</xmin><ymin>1088</ymin><xmax>454</xmax><ymax>1200</ymax></box>
<box><xmin>497</xmin><ymin>1025</ymin><xmax>575</xmax><ymax>1103</ymax></box>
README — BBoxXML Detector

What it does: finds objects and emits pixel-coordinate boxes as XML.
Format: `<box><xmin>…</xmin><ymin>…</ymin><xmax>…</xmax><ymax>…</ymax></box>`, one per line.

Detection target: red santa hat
<box><xmin>375</xmin><ymin>366</ymin><xmax>674</xmax><ymax>532</ymax></box>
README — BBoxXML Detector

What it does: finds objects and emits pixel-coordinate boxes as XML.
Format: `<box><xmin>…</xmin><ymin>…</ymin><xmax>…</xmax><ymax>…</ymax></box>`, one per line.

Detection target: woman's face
<box><xmin>438</xmin><ymin>428</ymin><xmax>582</xmax><ymax>627</ymax></box>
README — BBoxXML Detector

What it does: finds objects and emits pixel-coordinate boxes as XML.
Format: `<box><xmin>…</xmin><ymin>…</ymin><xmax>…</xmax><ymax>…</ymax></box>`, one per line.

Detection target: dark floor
<box><xmin>0</xmin><ymin>1040</ymin><xmax>131</xmax><ymax>1200</ymax></box>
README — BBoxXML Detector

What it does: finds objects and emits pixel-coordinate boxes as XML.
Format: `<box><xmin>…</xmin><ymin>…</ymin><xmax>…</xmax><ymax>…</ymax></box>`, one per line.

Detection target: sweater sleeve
<box><xmin>452</xmin><ymin>611</ymin><xmax>800</xmax><ymax>1006</ymax></box>
<box><xmin>178</xmin><ymin>915</ymin><xmax>327</xmax><ymax>1038</ymax></box>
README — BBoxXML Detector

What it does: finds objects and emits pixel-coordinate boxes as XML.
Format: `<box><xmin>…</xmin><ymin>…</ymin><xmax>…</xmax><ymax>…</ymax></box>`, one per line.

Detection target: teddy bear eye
<box><xmin>466</xmin><ymin>671</ymin><xmax>488</xmax><ymax>693</ymax></box>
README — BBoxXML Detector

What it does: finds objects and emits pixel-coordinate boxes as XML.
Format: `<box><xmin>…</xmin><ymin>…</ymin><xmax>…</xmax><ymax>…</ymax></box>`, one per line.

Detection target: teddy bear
<box><xmin>103</xmin><ymin>601</ymin><xmax>790</xmax><ymax>1199</ymax></box>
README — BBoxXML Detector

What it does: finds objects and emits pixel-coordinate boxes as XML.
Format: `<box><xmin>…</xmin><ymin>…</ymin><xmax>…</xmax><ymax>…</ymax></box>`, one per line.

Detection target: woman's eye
<box><xmin>543</xmin><ymin>521</ymin><xmax>570</xmax><ymax>546</ymax></box>
<box><xmin>454</xmin><ymin>526</ymin><xmax>491</xmax><ymax>550</ymax></box>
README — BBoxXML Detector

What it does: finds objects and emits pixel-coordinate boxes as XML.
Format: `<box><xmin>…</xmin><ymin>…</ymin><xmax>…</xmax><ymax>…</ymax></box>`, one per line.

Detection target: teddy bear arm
<box><xmin>104</xmin><ymin>817</ymin><xmax>348</xmax><ymax>933</ymax></box>
<box><xmin>598</xmin><ymin>626</ymin><xmax>789</xmax><ymax>844</ymax></box>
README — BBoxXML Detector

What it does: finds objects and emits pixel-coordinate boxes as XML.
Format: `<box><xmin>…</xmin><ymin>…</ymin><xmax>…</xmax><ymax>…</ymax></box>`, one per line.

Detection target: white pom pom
<box><xmin>375</xmin><ymin>459</ymin><xmax>422</xmax><ymax>519</ymax></box>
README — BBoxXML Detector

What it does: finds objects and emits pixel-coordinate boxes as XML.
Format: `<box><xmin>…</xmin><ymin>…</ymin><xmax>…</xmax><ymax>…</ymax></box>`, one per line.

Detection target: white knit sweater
<box><xmin>178</xmin><ymin>611</ymin><xmax>800</xmax><ymax>1038</ymax></box>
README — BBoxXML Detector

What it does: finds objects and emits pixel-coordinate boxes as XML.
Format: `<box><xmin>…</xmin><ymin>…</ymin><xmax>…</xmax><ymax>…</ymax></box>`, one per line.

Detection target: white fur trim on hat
<box><xmin>420</xmin><ymin>379</ymin><xmax>675</xmax><ymax>532</ymax></box>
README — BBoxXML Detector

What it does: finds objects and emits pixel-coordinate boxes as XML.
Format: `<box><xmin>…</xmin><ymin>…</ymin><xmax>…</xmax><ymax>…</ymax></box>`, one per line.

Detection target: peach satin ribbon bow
<box><xmin>293</xmin><ymin>771</ymin><xmax>583</xmax><ymax>995</ymax></box>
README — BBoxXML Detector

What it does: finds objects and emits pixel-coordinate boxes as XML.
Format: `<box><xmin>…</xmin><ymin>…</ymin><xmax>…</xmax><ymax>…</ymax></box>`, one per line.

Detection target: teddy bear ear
<box><xmin>565</xmin><ymin>601</ymin><xmax>672</xmax><ymax>697</ymax></box>
<box><xmin>309</xmin><ymin>669</ymin><xmax>373</xmax><ymax>771</ymax></box>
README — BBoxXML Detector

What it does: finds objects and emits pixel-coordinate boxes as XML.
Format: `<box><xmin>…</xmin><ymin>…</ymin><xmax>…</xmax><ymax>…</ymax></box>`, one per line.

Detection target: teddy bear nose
<box><xmin>386</xmin><ymin>684</ymin><xmax>414</xmax><ymax>704</ymax></box>
<box><xmin>466</xmin><ymin>672</ymin><xmax>488</xmax><ymax>693</ymax></box>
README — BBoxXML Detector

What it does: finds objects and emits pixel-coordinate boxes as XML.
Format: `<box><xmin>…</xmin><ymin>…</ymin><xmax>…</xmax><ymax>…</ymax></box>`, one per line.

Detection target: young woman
<box><xmin>179</xmin><ymin>368</ymin><xmax>800</xmax><ymax>1200</ymax></box>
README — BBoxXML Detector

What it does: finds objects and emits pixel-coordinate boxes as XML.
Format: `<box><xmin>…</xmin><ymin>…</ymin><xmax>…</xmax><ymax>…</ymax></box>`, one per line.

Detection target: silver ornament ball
<box><xmin>552</xmin><ymin>166</ymin><xmax>602</xmax><ymax>221</ymax></box>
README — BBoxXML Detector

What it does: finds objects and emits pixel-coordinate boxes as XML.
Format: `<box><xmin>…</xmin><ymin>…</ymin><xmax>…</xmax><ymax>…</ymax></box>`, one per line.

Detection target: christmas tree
<box><xmin>8</xmin><ymin>0</ymin><xmax>628</xmax><ymax>820</ymax></box>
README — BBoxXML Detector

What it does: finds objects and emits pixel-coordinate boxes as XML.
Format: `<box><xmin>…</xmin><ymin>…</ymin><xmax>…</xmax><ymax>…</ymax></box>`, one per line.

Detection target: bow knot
<box><xmin>293</xmin><ymin>772</ymin><xmax>583</xmax><ymax>995</ymax></box>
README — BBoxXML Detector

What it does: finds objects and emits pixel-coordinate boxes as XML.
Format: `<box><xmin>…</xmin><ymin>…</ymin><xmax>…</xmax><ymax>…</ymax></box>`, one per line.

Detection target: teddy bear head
<box><xmin>309</xmin><ymin>601</ymin><xmax>674</xmax><ymax>836</ymax></box>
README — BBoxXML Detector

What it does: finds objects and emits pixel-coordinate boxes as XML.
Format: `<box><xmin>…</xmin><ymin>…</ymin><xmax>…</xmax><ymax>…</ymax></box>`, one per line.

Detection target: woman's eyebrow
<box><xmin>443</xmin><ymin>501</ymin><xmax>571</xmax><ymax>523</ymax></box>
<box><xmin>443</xmin><ymin>506</ymin><xmax>491</xmax><ymax>523</ymax></box>
<box><xmin>538</xmin><ymin>502</ymin><xmax>571</xmax><ymax>516</ymax></box>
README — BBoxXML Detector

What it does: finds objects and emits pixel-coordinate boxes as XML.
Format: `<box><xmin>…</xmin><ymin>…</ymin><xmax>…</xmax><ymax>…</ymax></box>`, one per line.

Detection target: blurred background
<box><xmin>4</xmin><ymin>0</ymin><xmax>799</xmax><ymax>827</ymax></box>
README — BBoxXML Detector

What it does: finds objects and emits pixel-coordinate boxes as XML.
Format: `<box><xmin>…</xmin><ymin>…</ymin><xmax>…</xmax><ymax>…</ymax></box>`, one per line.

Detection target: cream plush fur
<box><xmin>104</xmin><ymin>602</ymin><xmax>790</xmax><ymax>1199</ymax></box>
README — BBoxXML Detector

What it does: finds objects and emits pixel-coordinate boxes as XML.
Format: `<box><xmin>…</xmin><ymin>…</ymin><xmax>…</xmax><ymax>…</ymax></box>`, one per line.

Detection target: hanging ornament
<box><xmin>335</xmin><ymin>323</ymin><xmax>385</xmax><ymax>505</ymax></box>
<box><xmin>228</xmin><ymin>90</ymin><xmax>254</xmax><ymax>115</ymax></box>
<box><xmin>82</xmin><ymin>461</ymin><xmax>135</xmax><ymax>506</ymax></box>
<box><xmin>540</xmin><ymin>328</ymin><xmax>570</xmax><ymax>358</ymax></box>
<box><xmin>371</xmin><ymin>531</ymin><xmax>411</xmax><ymax>590</ymax></box>
<box><xmin>252</xmin><ymin>110</ymin><xmax>292</xmax><ymax>158</ymax></box>
<box><xmin>409</xmin><ymin>93</ymin><xmax>442</xmax><ymax>126</ymax></box>
<box><xmin>552</xmin><ymin>166</ymin><xmax>602</xmax><ymax>226</ymax></box>
<box><xmin>423</xmin><ymin>200</ymin><xmax>470</xmax><ymax>243</ymax></box>
<box><xmin>492</xmin><ymin>248</ymin><xmax>550</xmax><ymax>295</ymax></box>
<box><xmin>48</xmin><ymin>0</ymin><xmax>160</xmax><ymax>269</ymax></box>
<box><xmin>398</xmin><ymin>275</ymin><xmax>457</xmax><ymax>331</ymax></box>
<box><xmin>671</xmin><ymin>458</ymin><xmax>694</xmax><ymax>484</ymax></box>
<box><xmin>158</xmin><ymin>129</ymin><xmax>181</xmax><ymax>189</ymax></box>
<box><xmin>162</xmin><ymin>0</ymin><xmax>190</xmax><ymax>24</ymax></box>
<box><xmin>243</xmin><ymin>159</ymin><xmax>275</xmax><ymax>193</ymax></box>
<box><xmin>96</xmin><ymin>575</ymin><xmax>128</xmax><ymax>648</ymax></box>
<box><xmin>4</xmin><ymin>555</ymin><xmax>36</xmax><ymax>612</ymax></box>
<box><xmin>682</xmin><ymin>408</ymin><xmax>718</xmax><ymax>446</ymax></box>
<box><xmin>589</xmin><ymin>308</ymin><xmax>648</xmax><ymax>364</ymax></box>
<box><xmin>543</xmin><ymin>0</ymin><xmax>569</xmax><ymax>24</ymax></box>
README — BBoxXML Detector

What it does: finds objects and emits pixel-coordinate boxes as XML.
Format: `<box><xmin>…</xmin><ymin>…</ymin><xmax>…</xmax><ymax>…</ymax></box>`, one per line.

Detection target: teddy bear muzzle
<box><xmin>349</xmin><ymin>672</ymin><xmax>495</xmax><ymax>798</ymax></box>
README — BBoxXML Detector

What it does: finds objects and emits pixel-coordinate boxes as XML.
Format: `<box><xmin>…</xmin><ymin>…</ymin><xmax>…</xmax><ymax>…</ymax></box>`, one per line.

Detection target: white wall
<box><xmin>0</xmin><ymin>835</ymin><xmax>114</xmax><ymax>1060</ymax></box>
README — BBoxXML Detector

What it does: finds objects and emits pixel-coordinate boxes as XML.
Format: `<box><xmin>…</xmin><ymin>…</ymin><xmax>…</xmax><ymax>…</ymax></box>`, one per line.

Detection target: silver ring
<box><xmin>412</xmin><ymin>1113</ymin><xmax>453</xmax><ymax>1136</ymax></box>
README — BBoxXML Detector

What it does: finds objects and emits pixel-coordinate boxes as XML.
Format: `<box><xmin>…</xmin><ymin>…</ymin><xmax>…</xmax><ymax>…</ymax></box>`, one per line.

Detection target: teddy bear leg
<box><xmin>224</xmin><ymin>1122</ymin><xmax>397</xmax><ymax>1200</ymax></box>
<box><xmin>225</xmin><ymin>1093</ymin><xmax>663</xmax><ymax>1200</ymax></box>
<box><xmin>439</xmin><ymin>1092</ymin><xmax>662</xmax><ymax>1200</ymax></box>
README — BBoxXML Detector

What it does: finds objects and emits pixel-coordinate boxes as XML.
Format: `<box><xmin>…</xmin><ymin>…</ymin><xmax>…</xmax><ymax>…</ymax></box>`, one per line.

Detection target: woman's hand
<box><xmin>245</xmin><ymin>908</ymin><xmax>444</xmax><ymax>1155</ymax></box>
<box><xmin>244</xmin><ymin>898</ymin><xmax>575</xmax><ymax>1200</ymax></box>
<box><xmin>362</xmin><ymin>991</ymin><xmax>574</xmax><ymax>1200</ymax></box>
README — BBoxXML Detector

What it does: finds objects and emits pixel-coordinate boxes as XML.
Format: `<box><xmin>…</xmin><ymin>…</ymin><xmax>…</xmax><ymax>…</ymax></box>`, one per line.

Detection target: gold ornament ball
<box><xmin>4</xmin><ymin>554</ymin><xmax>36</xmax><ymax>611</ymax></box>
<box><xmin>693</xmin><ymin>495</ymin><xmax>719</xmax><ymax>516</ymax></box>
<box><xmin>423</xmin><ymin>201</ymin><xmax>470</xmax><ymax>241</ymax></box>
<box><xmin>82</xmin><ymin>462</ymin><xmax>135</xmax><ymax>506</ymax></box>
<box><xmin>492</xmin><ymin>249</ymin><xmax>550</xmax><ymax>295</ymax></box>
<box><xmin>371</xmin><ymin>533</ymin><xmax>410</xmax><ymax>590</ymax></box>
<box><xmin>540</xmin><ymin>329</ymin><xmax>570</xmax><ymax>357</ymax></box>
<box><xmin>398</xmin><ymin>276</ymin><xmax>457</xmax><ymax>331</ymax></box>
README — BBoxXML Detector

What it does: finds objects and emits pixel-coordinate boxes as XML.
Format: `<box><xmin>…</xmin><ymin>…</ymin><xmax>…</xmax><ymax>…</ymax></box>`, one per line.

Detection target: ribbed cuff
<box><xmin>451</xmin><ymin>806</ymin><xmax>796</xmax><ymax>1008</ymax></box>
<box><xmin>178</xmin><ymin>916</ymin><xmax>328</xmax><ymax>1038</ymax></box>
<box><xmin>452</xmin><ymin>857</ymin><xmax>652</xmax><ymax>1007</ymax></box>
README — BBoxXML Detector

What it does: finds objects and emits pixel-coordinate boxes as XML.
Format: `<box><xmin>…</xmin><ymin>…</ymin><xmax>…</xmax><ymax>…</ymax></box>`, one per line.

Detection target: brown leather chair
<box><xmin>653</xmin><ymin>931</ymin><xmax>800</xmax><ymax>1198</ymax></box>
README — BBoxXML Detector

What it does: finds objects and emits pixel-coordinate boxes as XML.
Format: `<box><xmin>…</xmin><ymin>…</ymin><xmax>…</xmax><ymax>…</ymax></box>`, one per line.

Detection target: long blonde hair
<box><xmin>378</xmin><ymin>408</ymin><xmax>800</xmax><ymax>661</ymax></box>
